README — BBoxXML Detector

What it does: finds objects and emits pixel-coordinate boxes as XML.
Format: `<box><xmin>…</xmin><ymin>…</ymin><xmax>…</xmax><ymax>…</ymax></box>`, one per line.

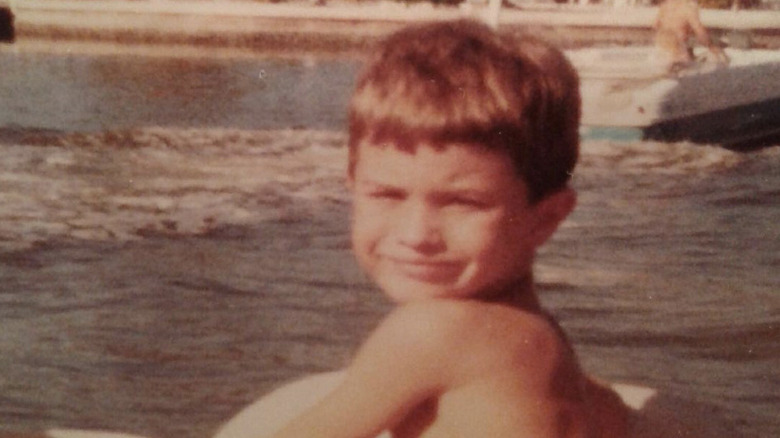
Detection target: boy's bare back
<box><xmin>273</xmin><ymin>300</ymin><xmax>628</xmax><ymax>438</ymax></box>
<box><xmin>372</xmin><ymin>301</ymin><xmax>626</xmax><ymax>438</ymax></box>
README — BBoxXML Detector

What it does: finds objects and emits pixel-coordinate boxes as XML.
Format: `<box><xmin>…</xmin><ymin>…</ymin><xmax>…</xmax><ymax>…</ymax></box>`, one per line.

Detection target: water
<box><xmin>0</xmin><ymin>52</ymin><xmax>778</xmax><ymax>438</ymax></box>
<box><xmin>0</xmin><ymin>53</ymin><xmax>357</xmax><ymax>133</ymax></box>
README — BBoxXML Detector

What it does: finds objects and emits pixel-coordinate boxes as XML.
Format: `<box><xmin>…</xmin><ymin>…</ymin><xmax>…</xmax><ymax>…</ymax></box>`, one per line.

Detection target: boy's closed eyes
<box><xmin>358</xmin><ymin>183</ymin><xmax>496</xmax><ymax>211</ymax></box>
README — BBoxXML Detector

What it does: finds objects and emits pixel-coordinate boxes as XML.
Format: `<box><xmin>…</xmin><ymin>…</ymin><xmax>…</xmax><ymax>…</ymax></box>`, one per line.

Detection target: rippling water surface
<box><xmin>0</xmin><ymin>52</ymin><xmax>778</xmax><ymax>438</ymax></box>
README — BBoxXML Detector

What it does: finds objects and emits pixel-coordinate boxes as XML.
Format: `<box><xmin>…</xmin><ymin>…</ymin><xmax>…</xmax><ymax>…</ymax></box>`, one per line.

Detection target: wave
<box><xmin>579</xmin><ymin>140</ymin><xmax>746</xmax><ymax>174</ymax></box>
<box><xmin>0</xmin><ymin>128</ymin><xmax>349</xmax><ymax>252</ymax></box>
<box><xmin>1</xmin><ymin>127</ymin><xmax>775</xmax><ymax>252</ymax></box>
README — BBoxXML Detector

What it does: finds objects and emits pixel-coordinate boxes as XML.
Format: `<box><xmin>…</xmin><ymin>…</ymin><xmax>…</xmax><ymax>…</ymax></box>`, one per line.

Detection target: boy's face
<box><xmin>349</xmin><ymin>141</ymin><xmax>570</xmax><ymax>304</ymax></box>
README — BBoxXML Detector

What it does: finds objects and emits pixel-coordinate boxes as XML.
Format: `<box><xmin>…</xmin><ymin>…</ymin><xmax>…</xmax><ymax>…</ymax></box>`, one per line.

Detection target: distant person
<box><xmin>654</xmin><ymin>0</ymin><xmax>729</xmax><ymax>72</ymax></box>
<box><xmin>230</xmin><ymin>19</ymin><xmax>633</xmax><ymax>438</ymax></box>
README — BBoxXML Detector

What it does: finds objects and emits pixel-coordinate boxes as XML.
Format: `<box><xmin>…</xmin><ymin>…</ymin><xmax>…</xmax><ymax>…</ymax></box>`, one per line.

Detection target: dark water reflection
<box><xmin>0</xmin><ymin>53</ymin><xmax>359</xmax><ymax>133</ymax></box>
<box><xmin>1</xmin><ymin>217</ymin><xmax>387</xmax><ymax>438</ymax></box>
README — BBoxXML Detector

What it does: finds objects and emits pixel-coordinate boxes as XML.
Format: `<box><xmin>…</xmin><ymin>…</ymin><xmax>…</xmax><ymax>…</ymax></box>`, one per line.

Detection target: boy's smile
<box><xmin>349</xmin><ymin>142</ymin><xmax>547</xmax><ymax>304</ymax></box>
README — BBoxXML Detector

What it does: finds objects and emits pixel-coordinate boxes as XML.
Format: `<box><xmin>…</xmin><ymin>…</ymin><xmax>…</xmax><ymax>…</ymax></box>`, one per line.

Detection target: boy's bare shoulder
<box><xmin>386</xmin><ymin>299</ymin><xmax>562</xmax><ymax>342</ymax></box>
<box><xmin>366</xmin><ymin>301</ymin><xmax>592</xmax><ymax>437</ymax></box>
<box><xmin>376</xmin><ymin>300</ymin><xmax>569</xmax><ymax>379</ymax></box>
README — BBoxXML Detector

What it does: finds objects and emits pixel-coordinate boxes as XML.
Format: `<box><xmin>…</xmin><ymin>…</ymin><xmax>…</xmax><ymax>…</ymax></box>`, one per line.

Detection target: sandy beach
<box><xmin>6</xmin><ymin>0</ymin><xmax>780</xmax><ymax>58</ymax></box>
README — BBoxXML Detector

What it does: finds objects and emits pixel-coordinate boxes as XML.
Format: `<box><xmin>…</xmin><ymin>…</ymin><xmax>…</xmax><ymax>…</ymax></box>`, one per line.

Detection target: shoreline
<box><xmin>5</xmin><ymin>0</ymin><xmax>780</xmax><ymax>58</ymax></box>
<box><xmin>3</xmin><ymin>1</ymin><xmax>780</xmax><ymax>149</ymax></box>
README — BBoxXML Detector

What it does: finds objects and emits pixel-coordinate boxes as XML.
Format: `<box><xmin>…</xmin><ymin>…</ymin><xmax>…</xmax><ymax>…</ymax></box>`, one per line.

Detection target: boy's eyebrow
<box><xmin>353</xmin><ymin>179</ymin><xmax>405</xmax><ymax>192</ymax></box>
<box><xmin>357</xmin><ymin>178</ymin><xmax>499</xmax><ymax>199</ymax></box>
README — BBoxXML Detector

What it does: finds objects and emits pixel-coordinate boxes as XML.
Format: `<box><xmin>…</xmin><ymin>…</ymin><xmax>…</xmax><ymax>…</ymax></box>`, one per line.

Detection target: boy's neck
<box><xmin>480</xmin><ymin>274</ymin><xmax>541</xmax><ymax>314</ymax></box>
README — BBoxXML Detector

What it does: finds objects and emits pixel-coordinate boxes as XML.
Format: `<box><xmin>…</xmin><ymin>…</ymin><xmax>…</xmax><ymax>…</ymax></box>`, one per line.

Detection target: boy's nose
<box><xmin>396</xmin><ymin>201</ymin><xmax>444</xmax><ymax>253</ymax></box>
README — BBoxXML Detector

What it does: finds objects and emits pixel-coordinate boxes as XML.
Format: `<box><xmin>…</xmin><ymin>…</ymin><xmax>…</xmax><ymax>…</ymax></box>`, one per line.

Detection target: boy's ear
<box><xmin>345</xmin><ymin>172</ymin><xmax>355</xmax><ymax>191</ymax></box>
<box><xmin>528</xmin><ymin>188</ymin><xmax>576</xmax><ymax>248</ymax></box>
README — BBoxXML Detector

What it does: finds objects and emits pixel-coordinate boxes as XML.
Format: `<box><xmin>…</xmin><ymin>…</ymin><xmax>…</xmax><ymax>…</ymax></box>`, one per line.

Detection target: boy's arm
<box><xmin>214</xmin><ymin>372</ymin><xmax>347</xmax><ymax>438</ymax></box>
<box><xmin>271</xmin><ymin>301</ymin><xmax>583</xmax><ymax>438</ymax></box>
<box><xmin>271</xmin><ymin>304</ymin><xmax>458</xmax><ymax>438</ymax></box>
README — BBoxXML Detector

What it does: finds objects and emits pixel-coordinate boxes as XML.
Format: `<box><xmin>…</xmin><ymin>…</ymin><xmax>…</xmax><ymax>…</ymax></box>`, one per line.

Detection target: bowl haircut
<box><xmin>347</xmin><ymin>19</ymin><xmax>581</xmax><ymax>204</ymax></box>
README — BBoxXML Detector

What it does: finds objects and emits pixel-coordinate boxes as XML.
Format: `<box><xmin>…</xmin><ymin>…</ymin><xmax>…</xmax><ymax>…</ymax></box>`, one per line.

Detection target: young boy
<box><xmin>251</xmin><ymin>19</ymin><xmax>630</xmax><ymax>438</ymax></box>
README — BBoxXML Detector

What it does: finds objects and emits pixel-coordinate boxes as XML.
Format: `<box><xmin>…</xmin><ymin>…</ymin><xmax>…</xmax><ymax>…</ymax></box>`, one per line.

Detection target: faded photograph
<box><xmin>0</xmin><ymin>1</ymin><xmax>778</xmax><ymax>437</ymax></box>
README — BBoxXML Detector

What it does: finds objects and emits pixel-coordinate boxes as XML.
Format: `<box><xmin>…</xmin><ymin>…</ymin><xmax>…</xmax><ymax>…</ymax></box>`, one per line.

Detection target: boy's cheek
<box><xmin>449</xmin><ymin>213</ymin><xmax>511</xmax><ymax>243</ymax></box>
<box><xmin>351</xmin><ymin>208</ymin><xmax>385</xmax><ymax>248</ymax></box>
<box><xmin>353</xmin><ymin>199</ymin><xmax>393</xmax><ymax>227</ymax></box>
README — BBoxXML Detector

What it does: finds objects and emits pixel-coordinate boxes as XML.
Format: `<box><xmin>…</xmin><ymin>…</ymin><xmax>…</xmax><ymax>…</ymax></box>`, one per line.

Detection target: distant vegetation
<box><xmin>698</xmin><ymin>0</ymin><xmax>761</xmax><ymax>8</ymax></box>
<box><xmin>383</xmin><ymin>0</ymin><xmax>763</xmax><ymax>7</ymax></box>
<box><xmin>399</xmin><ymin>0</ymin><xmax>463</xmax><ymax>5</ymax></box>
<box><xmin>376</xmin><ymin>0</ymin><xmax>762</xmax><ymax>8</ymax></box>
<box><xmin>249</xmin><ymin>0</ymin><xmax>766</xmax><ymax>9</ymax></box>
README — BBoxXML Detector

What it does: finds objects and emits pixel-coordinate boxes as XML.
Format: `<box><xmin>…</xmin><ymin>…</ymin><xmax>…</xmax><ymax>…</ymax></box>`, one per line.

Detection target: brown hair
<box><xmin>347</xmin><ymin>19</ymin><xmax>580</xmax><ymax>203</ymax></box>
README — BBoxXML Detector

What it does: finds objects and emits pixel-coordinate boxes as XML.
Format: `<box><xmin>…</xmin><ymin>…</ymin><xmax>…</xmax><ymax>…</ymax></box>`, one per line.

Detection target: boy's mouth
<box><xmin>383</xmin><ymin>257</ymin><xmax>461</xmax><ymax>283</ymax></box>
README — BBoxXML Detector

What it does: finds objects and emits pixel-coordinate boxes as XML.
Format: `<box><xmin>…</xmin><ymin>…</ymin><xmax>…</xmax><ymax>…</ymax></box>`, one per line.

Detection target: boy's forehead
<box><xmin>353</xmin><ymin>140</ymin><xmax>526</xmax><ymax>189</ymax></box>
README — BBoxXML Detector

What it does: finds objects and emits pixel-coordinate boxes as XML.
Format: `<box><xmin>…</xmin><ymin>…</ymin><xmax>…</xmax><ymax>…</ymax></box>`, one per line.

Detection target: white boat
<box><xmin>571</xmin><ymin>46</ymin><xmax>780</xmax><ymax>150</ymax></box>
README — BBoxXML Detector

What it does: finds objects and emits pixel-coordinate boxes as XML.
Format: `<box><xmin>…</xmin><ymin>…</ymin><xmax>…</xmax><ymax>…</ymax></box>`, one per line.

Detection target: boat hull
<box><xmin>573</xmin><ymin>47</ymin><xmax>780</xmax><ymax>149</ymax></box>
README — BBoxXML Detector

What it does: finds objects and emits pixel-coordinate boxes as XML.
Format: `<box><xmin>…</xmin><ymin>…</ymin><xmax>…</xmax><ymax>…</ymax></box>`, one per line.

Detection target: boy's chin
<box><xmin>377</xmin><ymin>276</ymin><xmax>475</xmax><ymax>304</ymax></box>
